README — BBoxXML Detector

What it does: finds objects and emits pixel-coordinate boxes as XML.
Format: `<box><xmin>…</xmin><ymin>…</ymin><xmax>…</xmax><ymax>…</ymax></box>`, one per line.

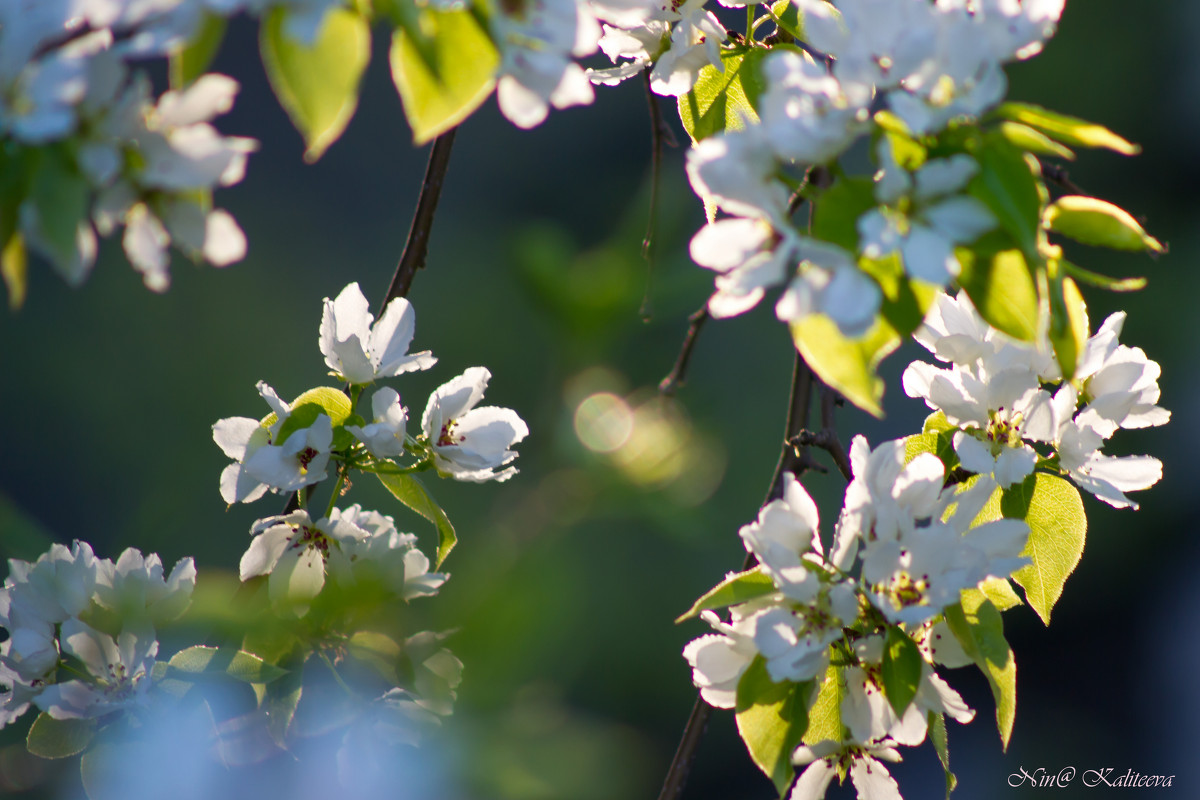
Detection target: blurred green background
<box><xmin>2</xmin><ymin>1</ymin><xmax>1197</xmax><ymax>796</ymax></box>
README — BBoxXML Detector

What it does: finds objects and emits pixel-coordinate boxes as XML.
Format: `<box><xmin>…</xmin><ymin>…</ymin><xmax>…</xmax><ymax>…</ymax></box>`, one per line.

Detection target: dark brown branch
<box><xmin>817</xmin><ymin>384</ymin><xmax>853</xmax><ymax>481</ymax></box>
<box><xmin>380</xmin><ymin>128</ymin><xmax>458</xmax><ymax>310</ymax></box>
<box><xmin>657</xmin><ymin>353</ymin><xmax>815</xmax><ymax>800</ymax></box>
<box><xmin>1041</xmin><ymin>160</ymin><xmax>1085</xmax><ymax>195</ymax></box>
<box><xmin>659</xmin><ymin>305</ymin><xmax>711</xmax><ymax>395</ymax></box>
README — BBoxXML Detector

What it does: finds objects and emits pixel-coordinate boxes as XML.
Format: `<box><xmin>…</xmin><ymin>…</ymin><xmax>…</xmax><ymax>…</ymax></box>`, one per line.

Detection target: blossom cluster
<box><xmin>676</xmin><ymin>0</ymin><xmax>1067</xmax><ymax>336</ymax></box>
<box><xmin>215</xmin><ymin>282</ymin><xmax>528</xmax><ymax>507</ymax></box>
<box><xmin>1</xmin><ymin>542</ymin><xmax>196</xmax><ymax>728</ymax></box>
<box><xmin>905</xmin><ymin>291</ymin><xmax>1168</xmax><ymax>508</ymax></box>
<box><xmin>0</xmin><ymin>0</ymin><xmax>295</xmax><ymax>289</ymax></box>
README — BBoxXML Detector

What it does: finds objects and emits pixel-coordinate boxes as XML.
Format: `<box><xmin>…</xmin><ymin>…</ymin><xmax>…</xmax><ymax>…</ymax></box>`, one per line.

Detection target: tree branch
<box><xmin>659</xmin><ymin>305</ymin><xmax>711</xmax><ymax>395</ymax></box>
<box><xmin>380</xmin><ymin>127</ymin><xmax>458</xmax><ymax>310</ymax></box>
<box><xmin>656</xmin><ymin>352</ymin><xmax>815</xmax><ymax>800</ymax></box>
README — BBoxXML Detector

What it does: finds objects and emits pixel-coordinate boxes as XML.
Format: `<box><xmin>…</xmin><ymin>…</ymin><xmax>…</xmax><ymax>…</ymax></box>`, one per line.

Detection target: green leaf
<box><xmin>875</xmin><ymin>112</ymin><xmax>927</xmax><ymax>170</ymax></box>
<box><xmin>1046</xmin><ymin>271</ymin><xmax>1088</xmax><ymax>381</ymax></box>
<box><xmin>767</xmin><ymin>0</ymin><xmax>806</xmax><ymax>40</ymax></box>
<box><xmin>923</xmin><ymin>411</ymin><xmax>954</xmax><ymax>435</ymax></box>
<box><xmin>26</xmin><ymin>712</ymin><xmax>96</xmax><ymax>759</ymax></box>
<box><xmin>993</xmin><ymin>103</ymin><xmax>1140</xmax><ymax>156</ymax></box>
<box><xmin>376</xmin><ymin>472</ymin><xmax>457</xmax><ymax>566</ymax></box>
<box><xmin>994</xmin><ymin>121</ymin><xmax>1074</xmax><ymax>161</ymax></box>
<box><xmin>263</xmin><ymin>651</ymin><xmax>307</xmax><ymax>748</ymax></box>
<box><xmin>802</xmin><ymin>663</ymin><xmax>845</xmax><ymax>745</ymax></box>
<box><xmin>26</xmin><ymin>146</ymin><xmax>90</xmax><ymax>276</ymax></box>
<box><xmin>2</xmin><ymin>232</ymin><xmax>26</xmax><ymax>310</ymax></box>
<box><xmin>1043</xmin><ymin>195</ymin><xmax>1164</xmax><ymax>253</ymax></box>
<box><xmin>678</xmin><ymin>47</ymin><xmax>770</xmax><ymax>143</ymax></box>
<box><xmin>261</xmin><ymin>7</ymin><xmax>370</xmax><ymax>162</ymax></box>
<box><xmin>267</xmin><ymin>386</ymin><xmax>354</xmax><ymax>445</ymax></box>
<box><xmin>977</xmin><ymin>577</ymin><xmax>1022</xmax><ymax>612</ymax></box>
<box><xmin>968</xmin><ymin>136</ymin><xmax>1044</xmax><ymax>259</ymax></box>
<box><xmin>735</xmin><ymin>656</ymin><xmax>811</xmax><ymax>796</ymax></box>
<box><xmin>168</xmin><ymin>645</ymin><xmax>289</xmax><ymax>684</ymax></box>
<box><xmin>859</xmin><ymin>253</ymin><xmax>938</xmax><ymax>338</ymax></box>
<box><xmin>390</xmin><ymin>7</ymin><xmax>499</xmax><ymax>145</ymax></box>
<box><xmin>943</xmin><ymin>595</ymin><xmax>1016</xmax><ymax>749</ymax></box>
<box><xmin>1060</xmin><ymin>260</ymin><xmax>1146</xmax><ymax>293</ymax></box>
<box><xmin>999</xmin><ymin>473</ymin><xmax>1086</xmax><ymax>625</ymax></box>
<box><xmin>902</xmin><ymin>431</ymin><xmax>957</xmax><ymax>471</ymax></box>
<box><xmin>881</xmin><ymin>626</ymin><xmax>922</xmax><ymax>718</ymax></box>
<box><xmin>811</xmin><ymin>177</ymin><xmax>876</xmax><ymax>251</ymax></box>
<box><xmin>928</xmin><ymin>711</ymin><xmax>958</xmax><ymax>798</ymax></box>
<box><xmin>169</xmin><ymin>12</ymin><xmax>227</xmax><ymax>89</ymax></box>
<box><xmin>955</xmin><ymin>234</ymin><xmax>1039</xmax><ymax>342</ymax></box>
<box><xmin>677</xmin><ymin>568</ymin><xmax>777</xmax><ymax>623</ymax></box>
<box><xmin>790</xmin><ymin>314</ymin><xmax>900</xmax><ymax>418</ymax></box>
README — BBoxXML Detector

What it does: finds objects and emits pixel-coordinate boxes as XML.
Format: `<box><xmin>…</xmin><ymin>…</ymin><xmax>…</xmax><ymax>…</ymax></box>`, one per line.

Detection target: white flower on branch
<box><xmin>213</xmin><ymin>381</ymin><xmax>333</xmax><ymax>503</ymax></box>
<box><xmin>319</xmin><ymin>282</ymin><xmax>436</xmax><ymax>385</ymax></box>
<box><xmin>422</xmin><ymin>367</ymin><xmax>529</xmax><ymax>482</ymax></box>
<box><xmin>34</xmin><ymin>620</ymin><xmax>158</xmax><ymax>720</ymax></box>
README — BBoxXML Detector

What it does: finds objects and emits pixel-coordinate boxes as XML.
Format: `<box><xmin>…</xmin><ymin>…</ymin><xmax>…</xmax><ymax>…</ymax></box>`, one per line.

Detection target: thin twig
<box><xmin>656</xmin><ymin>353</ymin><xmax>814</xmax><ymax>800</ymax></box>
<box><xmin>380</xmin><ymin>127</ymin><xmax>458</xmax><ymax>310</ymax></box>
<box><xmin>817</xmin><ymin>384</ymin><xmax>853</xmax><ymax>481</ymax></box>
<box><xmin>640</xmin><ymin>72</ymin><xmax>676</xmax><ymax>321</ymax></box>
<box><xmin>659</xmin><ymin>305</ymin><xmax>711</xmax><ymax>395</ymax></box>
<box><xmin>1041</xmin><ymin>160</ymin><xmax>1085</xmax><ymax>195</ymax></box>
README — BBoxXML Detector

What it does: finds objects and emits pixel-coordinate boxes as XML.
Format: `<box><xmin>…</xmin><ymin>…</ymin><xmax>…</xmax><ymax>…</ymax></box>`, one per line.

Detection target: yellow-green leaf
<box><xmin>955</xmin><ymin>235</ymin><xmax>1039</xmax><ymax>342</ymax></box>
<box><xmin>994</xmin><ymin>120</ymin><xmax>1074</xmax><ymax>161</ymax></box>
<box><xmin>676</xmin><ymin>567</ymin><xmax>776</xmax><ymax>623</ymax></box>
<box><xmin>169</xmin><ymin>12</ymin><xmax>227</xmax><ymax>89</ymax></box>
<box><xmin>928</xmin><ymin>711</ymin><xmax>958</xmax><ymax>798</ymax></box>
<box><xmin>943</xmin><ymin>595</ymin><xmax>1016</xmax><ymax>749</ymax></box>
<box><xmin>791</xmin><ymin>314</ymin><xmax>899</xmax><ymax>418</ymax></box>
<box><xmin>390</xmin><ymin>8</ymin><xmax>498</xmax><ymax>144</ymax></box>
<box><xmin>26</xmin><ymin>713</ymin><xmax>96</xmax><ymax>759</ymax></box>
<box><xmin>376</xmin><ymin>472</ymin><xmax>457</xmax><ymax>566</ymax></box>
<box><xmin>678</xmin><ymin>47</ymin><xmax>770</xmax><ymax>143</ymax></box>
<box><xmin>1043</xmin><ymin>195</ymin><xmax>1164</xmax><ymax>253</ymax></box>
<box><xmin>968</xmin><ymin>136</ymin><xmax>1044</xmax><ymax>259</ymax></box>
<box><xmin>1047</xmin><ymin>271</ymin><xmax>1088</xmax><ymax>381</ymax></box>
<box><xmin>1000</xmin><ymin>473</ymin><xmax>1086</xmax><ymax>625</ymax></box>
<box><xmin>881</xmin><ymin>626</ymin><xmax>922</xmax><ymax>718</ymax></box>
<box><xmin>994</xmin><ymin>102</ymin><xmax>1139</xmax><ymax>156</ymax></box>
<box><xmin>802</xmin><ymin>663</ymin><xmax>845</xmax><ymax>745</ymax></box>
<box><xmin>2</xmin><ymin>232</ymin><xmax>26</xmax><ymax>309</ymax></box>
<box><xmin>735</xmin><ymin>656</ymin><xmax>812</xmax><ymax>795</ymax></box>
<box><xmin>261</xmin><ymin>7</ymin><xmax>370</xmax><ymax>162</ymax></box>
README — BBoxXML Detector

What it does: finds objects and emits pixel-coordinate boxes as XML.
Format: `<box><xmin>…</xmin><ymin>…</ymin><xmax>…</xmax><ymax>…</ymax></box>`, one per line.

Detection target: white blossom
<box><xmin>34</xmin><ymin>620</ymin><xmax>158</xmax><ymax>720</ymax></box>
<box><xmin>319</xmin><ymin>282</ymin><xmax>436</xmax><ymax>385</ymax></box>
<box><xmin>422</xmin><ymin>367</ymin><xmax>529</xmax><ymax>482</ymax></box>
<box><xmin>683</xmin><ymin>605</ymin><xmax>762</xmax><ymax>709</ymax></box>
<box><xmin>346</xmin><ymin>387</ymin><xmax>409</xmax><ymax>458</ymax></box>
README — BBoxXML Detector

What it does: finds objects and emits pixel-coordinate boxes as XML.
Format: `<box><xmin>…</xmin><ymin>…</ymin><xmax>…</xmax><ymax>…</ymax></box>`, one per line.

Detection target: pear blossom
<box><xmin>587</xmin><ymin>18</ymin><xmax>669</xmax><ymax>86</ymax></box>
<box><xmin>646</xmin><ymin>0</ymin><xmax>726</xmax><ymax>97</ymax></box>
<box><xmin>331</xmin><ymin>505</ymin><xmax>448</xmax><ymax>600</ymax></box>
<box><xmin>859</xmin><ymin>152</ymin><xmax>995</xmax><ymax>285</ymax></box>
<box><xmin>683</xmin><ymin>605</ymin><xmax>762</xmax><ymax>709</ymax></box>
<box><xmin>759</xmin><ymin>49</ymin><xmax>870</xmax><ymax>166</ymax></box>
<box><xmin>752</xmin><ymin>583</ymin><xmax>858</xmax><ymax>683</ymax></box>
<box><xmin>491</xmin><ymin>0</ymin><xmax>599</xmax><ymax>128</ymax></box>
<box><xmin>775</xmin><ymin>238</ymin><xmax>883</xmax><ymax>337</ymax></box>
<box><xmin>319</xmin><ymin>282</ymin><xmax>436</xmax><ymax>385</ymax></box>
<box><xmin>422</xmin><ymin>367</ymin><xmax>529</xmax><ymax>482</ymax></box>
<box><xmin>214</xmin><ymin>381</ymin><xmax>333</xmax><ymax>503</ymax></box>
<box><xmin>791</xmin><ymin>738</ymin><xmax>905</xmax><ymax>800</ymax></box>
<box><xmin>346</xmin><ymin>387</ymin><xmax>409</xmax><ymax>458</ymax></box>
<box><xmin>34</xmin><ymin>620</ymin><xmax>158</xmax><ymax>720</ymax></box>
<box><xmin>92</xmin><ymin>548</ymin><xmax>197</xmax><ymax>627</ymax></box>
<box><xmin>239</xmin><ymin>509</ymin><xmax>369</xmax><ymax>613</ymax></box>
